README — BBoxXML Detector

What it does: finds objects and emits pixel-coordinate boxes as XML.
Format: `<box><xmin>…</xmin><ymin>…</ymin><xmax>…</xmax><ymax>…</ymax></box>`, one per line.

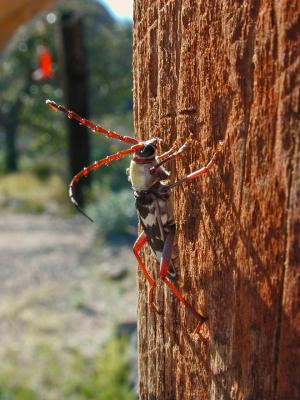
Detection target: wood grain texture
<box><xmin>133</xmin><ymin>1</ymin><xmax>300</xmax><ymax>399</ymax></box>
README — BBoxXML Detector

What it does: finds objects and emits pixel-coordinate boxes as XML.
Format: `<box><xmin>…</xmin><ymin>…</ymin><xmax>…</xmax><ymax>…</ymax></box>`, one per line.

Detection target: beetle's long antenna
<box><xmin>69</xmin><ymin>144</ymin><xmax>144</xmax><ymax>221</ymax></box>
<box><xmin>72</xmin><ymin>204</ymin><xmax>95</xmax><ymax>223</ymax></box>
<box><xmin>46</xmin><ymin>99</ymin><xmax>139</xmax><ymax>145</ymax></box>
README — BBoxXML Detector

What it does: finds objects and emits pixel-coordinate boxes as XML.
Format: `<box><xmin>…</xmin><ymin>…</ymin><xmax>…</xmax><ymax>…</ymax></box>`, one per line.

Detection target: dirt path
<box><xmin>0</xmin><ymin>212</ymin><xmax>137</xmax><ymax>357</ymax></box>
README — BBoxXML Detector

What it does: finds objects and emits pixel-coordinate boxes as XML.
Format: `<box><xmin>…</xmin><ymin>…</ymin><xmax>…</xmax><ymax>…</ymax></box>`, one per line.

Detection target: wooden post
<box><xmin>61</xmin><ymin>11</ymin><xmax>90</xmax><ymax>206</ymax></box>
<box><xmin>133</xmin><ymin>1</ymin><xmax>300</xmax><ymax>399</ymax></box>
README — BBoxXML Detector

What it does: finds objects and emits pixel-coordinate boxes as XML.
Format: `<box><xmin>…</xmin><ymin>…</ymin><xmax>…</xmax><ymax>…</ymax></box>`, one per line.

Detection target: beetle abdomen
<box><xmin>134</xmin><ymin>184</ymin><xmax>175</xmax><ymax>261</ymax></box>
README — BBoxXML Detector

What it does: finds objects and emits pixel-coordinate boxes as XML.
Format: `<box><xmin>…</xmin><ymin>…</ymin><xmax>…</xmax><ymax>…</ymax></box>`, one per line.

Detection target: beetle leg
<box><xmin>133</xmin><ymin>232</ymin><xmax>159</xmax><ymax>313</ymax></box>
<box><xmin>167</xmin><ymin>141</ymin><xmax>223</xmax><ymax>190</ymax></box>
<box><xmin>157</xmin><ymin>143</ymin><xmax>179</xmax><ymax>161</ymax></box>
<box><xmin>152</xmin><ymin>135</ymin><xmax>193</xmax><ymax>174</ymax></box>
<box><xmin>159</xmin><ymin>228</ymin><xmax>207</xmax><ymax>333</ymax></box>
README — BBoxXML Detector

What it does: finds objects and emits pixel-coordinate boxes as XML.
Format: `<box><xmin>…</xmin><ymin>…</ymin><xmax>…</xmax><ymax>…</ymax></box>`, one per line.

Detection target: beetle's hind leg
<box><xmin>159</xmin><ymin>228</ymin><xmax>207</xmax><ymax>333</ymax></box>
<box><xmin>133</xmin><ymin>232</ymin><xmax>159</xmax><ymax>313</ymax></box>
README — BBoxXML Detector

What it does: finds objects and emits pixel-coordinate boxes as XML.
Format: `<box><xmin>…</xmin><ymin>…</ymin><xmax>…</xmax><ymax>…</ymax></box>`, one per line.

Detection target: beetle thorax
<box><xmin>129</xmin><ymin>159</ymin><xmax>159</xmax><ymax>191</ymax></box>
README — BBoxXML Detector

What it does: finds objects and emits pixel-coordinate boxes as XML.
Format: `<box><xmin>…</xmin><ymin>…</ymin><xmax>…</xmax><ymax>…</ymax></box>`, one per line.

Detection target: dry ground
<box><xmin>0</xmin><ymin>212</ymin><xmax>137</xmax><ymax>361</ymax></box>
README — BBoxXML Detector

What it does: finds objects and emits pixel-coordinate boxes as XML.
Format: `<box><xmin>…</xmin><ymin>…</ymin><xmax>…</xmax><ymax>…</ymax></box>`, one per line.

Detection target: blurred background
<box><xmin>0</xmin><ymin>0</ymin><xmax>138</xmax><ymax>398</ymax></box>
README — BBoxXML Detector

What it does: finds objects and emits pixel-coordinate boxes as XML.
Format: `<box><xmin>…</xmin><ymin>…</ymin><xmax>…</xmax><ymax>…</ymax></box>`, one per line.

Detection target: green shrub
<box><xmin>0</xmin><ymin>172</ymin><xmax>67</xmax><ymax>213</ymax></box>
<box><xmin>0</xmin><ymin>335</ymin><xmax>136</xmax><ymax>400</ymax></box>
<box><xmin>87</xmin><ymin>189</ymin><xmax>137</xmax><ymax>239</ymax></box>
<box><xmin>62</xmin><ymin>335</ymin><xmax>135</xmax><ymax>400</ymax></box>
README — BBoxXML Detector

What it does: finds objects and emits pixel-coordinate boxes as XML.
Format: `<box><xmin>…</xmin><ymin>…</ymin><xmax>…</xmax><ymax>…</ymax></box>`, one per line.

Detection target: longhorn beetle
<box><xmin>46</xmin><ymin>99</ymin><xmax>223</xmax><ymax>333</ymax></box>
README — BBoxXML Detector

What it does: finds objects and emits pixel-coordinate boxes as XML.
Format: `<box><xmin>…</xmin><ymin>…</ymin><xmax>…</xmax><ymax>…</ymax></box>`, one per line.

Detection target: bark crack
<box><xmin>273</xmin><ymin>132</ymin><xmax>298</xmax><ymax>399</ymax></box>
<box><xmin>237</xmin><ymin>15</ymin><xmax>258</xmax><ymax>215</ymax></box>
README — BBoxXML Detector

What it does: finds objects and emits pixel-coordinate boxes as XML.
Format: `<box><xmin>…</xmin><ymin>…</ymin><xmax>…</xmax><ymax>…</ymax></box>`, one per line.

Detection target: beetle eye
<box><xmin>138</xmin><ymin>145</ymin><xmax>155</xmax><ymax>158</ymax></box>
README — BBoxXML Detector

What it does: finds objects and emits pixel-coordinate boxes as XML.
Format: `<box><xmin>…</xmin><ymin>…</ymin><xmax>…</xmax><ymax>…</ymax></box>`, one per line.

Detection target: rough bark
<box><xmin>133</xmin><ymin>1</ymin><xmax>300</xmax><ymax>399</ymax></box>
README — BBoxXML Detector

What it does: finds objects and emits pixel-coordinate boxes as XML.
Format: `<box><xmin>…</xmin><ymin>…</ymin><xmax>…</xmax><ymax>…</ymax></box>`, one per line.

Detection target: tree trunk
<box><xmin>61</xmin><ymin>12</ymin><xmax>90</xmax><ymax>206</ymax></box>
<box><xmin>133</xmin><ymin>1</ymin><xmax>300</xmax><ymax>399</ymax></box>
<box><xmin>4</xmin><ymin>118</ymin><xmax>18</xmax><ymax>172</ymax></box>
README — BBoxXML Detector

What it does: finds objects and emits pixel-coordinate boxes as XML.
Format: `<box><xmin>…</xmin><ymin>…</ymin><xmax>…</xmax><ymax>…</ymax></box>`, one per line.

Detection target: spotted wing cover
<box><xmin>134</xmin><ymin>185</ymin><xmax>175</xmax><ymax>261</ymax></box>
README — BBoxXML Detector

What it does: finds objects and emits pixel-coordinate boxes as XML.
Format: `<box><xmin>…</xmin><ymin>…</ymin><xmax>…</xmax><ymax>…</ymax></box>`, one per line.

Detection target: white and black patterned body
<box><xmin>126</xmin><ymin>137</ymin><xmax>218</xmax><ymax>328</ymax></box>
<box><xmin>134</xmin><ymin>183</ymin><xmax>175</xmax><ymax>262</ymax></box>
<box><xmin>127</xmin><ymin>147</ymin><xmax>176</xmax><ymax>262</ymax></box>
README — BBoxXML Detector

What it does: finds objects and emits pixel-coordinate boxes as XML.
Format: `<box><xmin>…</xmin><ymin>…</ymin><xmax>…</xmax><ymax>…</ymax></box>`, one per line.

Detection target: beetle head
<box><xmin>135</xmin><ymin>137</ymin><xmax>161</xmax><ymax>158</ymax></box>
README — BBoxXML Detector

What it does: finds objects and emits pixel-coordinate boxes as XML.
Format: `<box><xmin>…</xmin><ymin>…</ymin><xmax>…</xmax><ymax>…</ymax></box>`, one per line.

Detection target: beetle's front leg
<box><xmin>152</xmin><ymin>135</ymin><xmax>193</xmax><ymax>175</ymax></box>
<box><xmin>167</xmin><ymin>141</ymin><xmax>223</xmax><ymax>190</ymax></box>
<box><xmin>159</xmin><ymin>227</ymin><xmax>207</xmax><ymax>333</ymax></box>
<box><xmin>157</xmin><ymin>143</ymin><xmax>179</xmax><ymax>161</ymax></box>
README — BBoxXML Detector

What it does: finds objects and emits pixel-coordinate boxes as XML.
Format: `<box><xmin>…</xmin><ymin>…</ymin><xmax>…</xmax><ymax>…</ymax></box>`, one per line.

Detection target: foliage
<box><xmin>87</xmin><ymin>188</ymin><xmax>137</xmax><ymax>239</ymax></box>
<box><xmin>0</xmin><ymin>0</ymin><xmax>134</xmax><ymax>176</ymax></box>
<box><xmin>0</xmin><ymin>4</ymin><xmax>137</xmax><ymax>399</ymax></box>
<box><xmin>89</xmin><ymin>112</ymin><xmax>134</xmax><ymax>193</ymax></box>
<box><xmin>0</xmin><ymin>335</ymin><xmax>136</xmax><ymax>400</ymax></box>
<box><xmin>0</xmin><ymin>172</ymin><xmax>67</xmax><ymax>213</ymax></box>
<box><xmin>59</xmin><ymin>0</ymin><xmax>133</xmax><ymax>116</ymax></box>
<box><xmin>0</xmin><ymin>0</ymin><xmax>136</xmax><ymax>235</ymax></box>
